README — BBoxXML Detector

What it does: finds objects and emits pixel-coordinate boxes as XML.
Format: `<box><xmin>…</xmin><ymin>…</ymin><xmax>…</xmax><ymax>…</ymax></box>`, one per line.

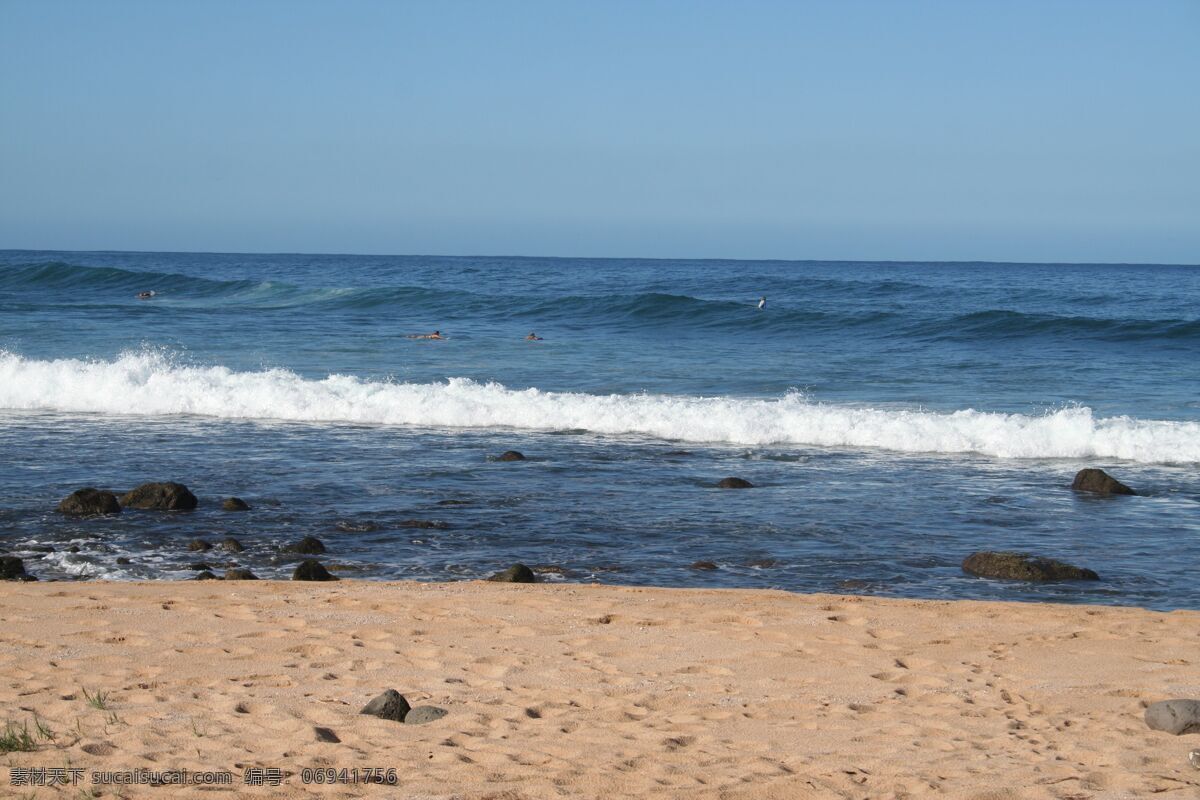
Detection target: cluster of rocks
<box><xmin>954</xmin><ymin>469</ymin><xmax>1141</xmax><ymax>585</ymax></box>
<box><xmin>39</xmin><ymin>481</ymin><xmax>343</xmax><ymax>583</ymax></box>
<box><xmin>304</xmin><ymin>689</ymin><xmax>454</xmax><ymax>746</ymax></box>
<box><xmin>360</xmin><ymin>689</ymin><xmax>447</xmax><ymax>726</ymax></box>
<box><xmin>9</xmin><ymin>465</ymin><xmax>1140</xmax><ymax>587</ymax></box>
<box><xmin>56</xmin><ymin>482</ymin><xmax>245</xmax><ymax>516</ymax></box>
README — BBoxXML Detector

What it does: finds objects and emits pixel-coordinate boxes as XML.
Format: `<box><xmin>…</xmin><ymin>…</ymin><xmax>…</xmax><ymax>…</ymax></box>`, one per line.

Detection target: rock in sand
<box><xmin>1145</xmin><ymin>699</ymin><xmax>1200</xmax><ymax>735</ymax></box>
<box><xmin>361</xmin><ymin>689</ymin><xmax>411</xmax><ymax>722</ymax></box>
<box><xmin>404</xmin><ymin>706</ymin><xmax>448</xmax><ymax>725</ymax></box>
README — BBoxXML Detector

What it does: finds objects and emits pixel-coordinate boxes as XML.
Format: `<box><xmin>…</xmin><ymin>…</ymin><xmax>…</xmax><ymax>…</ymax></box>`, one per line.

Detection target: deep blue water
<box><xmin>1</xmin><ymin>250</ymin><xmax>1197</xmax><ymax>608</ymax></box>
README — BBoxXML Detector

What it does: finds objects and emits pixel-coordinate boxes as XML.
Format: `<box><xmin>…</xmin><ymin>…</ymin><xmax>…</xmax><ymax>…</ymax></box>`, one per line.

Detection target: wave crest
<box><xmin>0</xmin><ymin>350</ymin><xmax>1196</xmax><ymax>464</ymax></box>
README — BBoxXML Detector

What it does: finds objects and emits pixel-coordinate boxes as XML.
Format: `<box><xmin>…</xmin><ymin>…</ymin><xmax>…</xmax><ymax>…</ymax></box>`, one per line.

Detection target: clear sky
<box><xmin>1</xmin><ymin>0</ymin><xmax>1197</xmax><ymax>263</ymax></box>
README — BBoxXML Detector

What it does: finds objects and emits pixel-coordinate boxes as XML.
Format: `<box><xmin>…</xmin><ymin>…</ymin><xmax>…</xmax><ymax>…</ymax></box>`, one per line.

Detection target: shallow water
<box><xmin>1</xmin><ymin>251</ymin><xmax>1197</xmax><ymax>608</ymax></box>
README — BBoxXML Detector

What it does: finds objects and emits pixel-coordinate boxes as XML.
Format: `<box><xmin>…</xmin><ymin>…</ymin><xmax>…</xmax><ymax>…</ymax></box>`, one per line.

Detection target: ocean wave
<box><xmin>910</xmin><ymin>309</ymin><xmax>1200</xmax><ymax>342</ymax></box>
<box><xmin>4</xmin><ymin>262</ymin><xmax>1197</xmax><ymax>341</ymax></box>
<box><xmin>1</xmin><ymin>350</ymin><xmax>1197</xmax><ymax>464</ymax></box>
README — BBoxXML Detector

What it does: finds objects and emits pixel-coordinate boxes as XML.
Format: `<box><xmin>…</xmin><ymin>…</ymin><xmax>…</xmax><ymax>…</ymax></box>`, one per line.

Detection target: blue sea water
<box><xmin>0</xmin><ymin>250</ymin><xmax>1197</xmax><ymax>609</ymax></box>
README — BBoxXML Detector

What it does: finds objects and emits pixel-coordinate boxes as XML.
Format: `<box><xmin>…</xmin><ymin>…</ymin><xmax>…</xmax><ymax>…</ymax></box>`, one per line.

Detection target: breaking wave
<box><xmin>1</xmin><ymin>350</ymin><xmax>1197</xmax><ymax>464</ymax></box>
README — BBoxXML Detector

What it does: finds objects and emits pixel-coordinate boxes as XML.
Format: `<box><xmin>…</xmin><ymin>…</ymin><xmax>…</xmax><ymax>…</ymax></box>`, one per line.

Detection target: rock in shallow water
<box><xmin>293</xmin><ymin>560</ymin><xmax>338</xmax><ymax>581</ymax></box>
<box><xmin>57</xmin><ymin>488</ymin><xmax>122</xmax><ymax>516</ymax></box>
<box><xmin>496</xmin><ymin>450</ymin><xmax>526</xmax><ymax>461</ymax></box>
<box><xmin>488</xmin><ymin>564</ymin><xmax>536</xmax><ymax>583</ymax></box>
<box><xmin>220</xmin><ymin>537</ymin><xmax>244</xmax><ymax>553</ymax></box>
<box><xmin>1071</xmin><ymin>468</ymin><xmax>1136</xmax><ymax>496</ymax></box>
<box><xmin>0</xmin><ymin>556</ymin><xmax>35</xmax><ymax>581</ymax></box>
<box><xmin>121</xmin><ymin>482</ymin><xmax>198</xmax><ymax>511</ymax></box>
<box><xmin>224</xmin><ymin>568</ymin><xmax>258</xmax><ymax>581</ymax></box>
<box><xmin>962</xmin><ymin>551</ymin><xmax>1099</xmax><ymax>582</ymax></box>
<box><xmin>1145</xmin><ymin>699</ymin><xmax>1200</xmax><ymax>735</ymax></box>
<box><xmin>188</xmin><ymin>539</ymin><xmax>212</xmax><ymax>552</ymax></box>
<box><xmin>717</xmin><ymin>477</ymin><xmax>754</xmax><ymax>489</ymax></box>
<box><xmin>221</xmin><ymin>497</ymin><xmax>250</xmax><ymax>511</ymax></box>
<box><xmin>283</xmin><ymin>535</ymin><xmax>326</xmax><ymax>555</ymax></box>
<box><xmin>360</xmin><ymin>690</ymin><xmax>411</xmax><ymax>722</ymax></box>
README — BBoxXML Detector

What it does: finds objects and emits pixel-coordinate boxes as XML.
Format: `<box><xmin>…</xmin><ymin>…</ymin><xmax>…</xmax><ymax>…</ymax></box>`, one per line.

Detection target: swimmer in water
<box><xmin>757</xmin><ymin>295</ymin><xmax>766</xmax><ymax>310</ymax></box>
<box><xmin>525</xmin><ymin>332</ymin><xmax>543</xmax><ymax>341</ymax></box>
<box><xmin>407</xmin><ymin>330</ymin><xmax>444</xmax><ymax>340</ymax></box>
<box><xmin>136</xmin><ymin>290</ymin><xmax>156</xmax><ymax>300</ymax></box>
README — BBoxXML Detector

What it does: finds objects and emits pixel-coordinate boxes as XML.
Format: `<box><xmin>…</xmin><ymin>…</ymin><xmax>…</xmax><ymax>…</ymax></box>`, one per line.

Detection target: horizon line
<box><xmin>0</xmin><ymin>246</ymin><xmax>1196</xmax><ymax>269</ymax></box>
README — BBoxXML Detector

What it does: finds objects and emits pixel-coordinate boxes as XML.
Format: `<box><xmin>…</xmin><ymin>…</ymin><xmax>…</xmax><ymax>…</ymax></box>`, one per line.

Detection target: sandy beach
<box><xmin>0</xmin><ymin>581</ymin><xmax>1196</xmax><ymax>799</ymax></box>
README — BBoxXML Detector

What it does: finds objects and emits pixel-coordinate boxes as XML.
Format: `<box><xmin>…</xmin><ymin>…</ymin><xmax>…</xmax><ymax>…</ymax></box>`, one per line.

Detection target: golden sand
<box><xmin>1</xmin><ymin>581</ymin><xmax>1197</xmax><ymax>798</ymax></box>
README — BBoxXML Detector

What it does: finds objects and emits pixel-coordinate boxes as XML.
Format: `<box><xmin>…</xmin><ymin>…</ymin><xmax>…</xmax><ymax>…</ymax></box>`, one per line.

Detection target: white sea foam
<box><xmin>1</xmin><ymin>350</ymin><xmax>1197</xmax><ymax>464</ymax></box>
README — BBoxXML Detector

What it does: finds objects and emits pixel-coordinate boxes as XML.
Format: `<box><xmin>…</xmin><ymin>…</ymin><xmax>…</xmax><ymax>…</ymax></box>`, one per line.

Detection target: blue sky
<box><xmin>1</xmin><ymin>0</ymin><xmax>1197</xmax><ymax>262</ymax></box>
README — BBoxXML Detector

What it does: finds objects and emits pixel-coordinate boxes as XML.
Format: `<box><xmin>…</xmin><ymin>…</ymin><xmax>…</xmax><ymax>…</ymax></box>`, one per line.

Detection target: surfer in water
<box><xmin>757</xmin><ymin>295</ymin><xmax>766</xmax><ymax>310</ymax></box>
<box><xmin>525</xmin><ymin>332</ymin><xmax>543</xmax><ymax>341</ymax></box>
<box><xmin>136</xmin><ymin>290</ymin><xmax>156</xmax><ymax>300</ymax></box>
<box><xmin>408</xmin><ymin>330</ymin><xmax>445</xmax><ymax>340</ymax></box>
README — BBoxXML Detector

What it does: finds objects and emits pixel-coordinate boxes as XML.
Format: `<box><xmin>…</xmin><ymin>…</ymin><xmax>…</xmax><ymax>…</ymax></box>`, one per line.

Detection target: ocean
<box><xmin>1</xmin><ymin>250</ymin><xmax>1197</xmax><ymax>609</ymax></box>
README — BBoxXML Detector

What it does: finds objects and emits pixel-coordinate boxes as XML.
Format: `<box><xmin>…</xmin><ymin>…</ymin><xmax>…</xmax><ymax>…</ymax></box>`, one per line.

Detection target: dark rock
<box><xmin>219</xmin><ymin>537</ymin><xmax>244</xmax><ymax>553</ymax></box>
<box><xmin>487</xmin><ymin>564</ymin><xmax>536</xmax><ymax>583</ymax></box>
<box><xmin>121</xmin><ymin>482</ymin><xmax>198</xmax><ymax>511</ymax></box>
<box><xmin>690</xmin><ymin>561</ymin><xmax>719</xmax><ymax>570</ymax></box>
<box><xmin>221</xmin><ymin>497</ymin><xmax>250</xmax><ymax>511</ymax></box>
<box><xmin>313</xmin><ymin>726</ymin><xmax>340</xmax><ymax>743</ymax></box>
<box><xmin>404</xmin><ymin>706</ymin><xmax>448</xmax><ymax>725</ymax></box>
<box><xmin>437</xmin><ymin>499</ymin><xmax>472</xmax><ymax>506</ymax></box>
<box><xmin>1071</xmin><ymin>468</ymin><xmax>1136</xmax><ymax>496</ymax></box>
<box><xmin>115</xmin><ymin>557</ymin><xmax>132</xmax><ymax>565</ymax></box>
<box><xmin>283</xmin><ymin>536</ymin><xmax>326</xmax><ymax>555</ymax></box>
<box><xmin>189</xmin><ymin>562</ymin><xmax>212</xmax><ymax>571</ymax></box>
<box><xmin>962</xmin><ymin>551</ymin><xmax>1099</xmax><ymax>582</ymax></box>
<box><xmin>360</xmin><ymin>690</ymin><xmax>411</xmax><ymax>722</ymax></box>
<box><xmin>1145</xmin><ymin>699</ymin><xmax>1200</xmax><ymax>735</ymax></box>
<box><xmin>57</xmin><ymin>488</ymin><xmax>121</xmax><ymax>516</ymax></box>
<box><xmin>0</xmin><ymin>556</ymin><xmax>35</xmax><ymax>581</ymax></box>
<box><xmin>224</xmin><ymin>568</ymin><xmax>258</xmax><ymax>581</ymax></box>
<box><xmin>398</xmin><ymin>520</ymin><xmax>450</xmax><ymax>530</ymax></box>
<box><xmin>717</xmin><ymin>477</ymin><xmax>754</xmax><ymax>489</ymax></box>
<box><xmin>193</xmin><ymin>571</ymin><xmax>219</xmax><ymax>581</ymax></box>
<box><xmin>187</xmin><ymin>539</ymin><xmax>212</xmax><ymax>552</ymax></box>
<box><xmin>497</xmin><ymin>450</ymin><xmax>526</xmax><ymax>462</ymax></box>
<box><xmin>293</xmin><ymin>560</ymin><xmax>338</xmax><ymax>581</ymax></box>
<box><xmin>67</xmin><ymin>545</ymin><xmax>81</xmax><ymax>553</ymax></box>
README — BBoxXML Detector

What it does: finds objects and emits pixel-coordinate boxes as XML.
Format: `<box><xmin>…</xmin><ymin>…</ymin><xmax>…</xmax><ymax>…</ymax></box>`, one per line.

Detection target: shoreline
<box><xmin>1</xmin><ymin>580</ymin><xmax>1198</xmax><ymax>798</ymax></box>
